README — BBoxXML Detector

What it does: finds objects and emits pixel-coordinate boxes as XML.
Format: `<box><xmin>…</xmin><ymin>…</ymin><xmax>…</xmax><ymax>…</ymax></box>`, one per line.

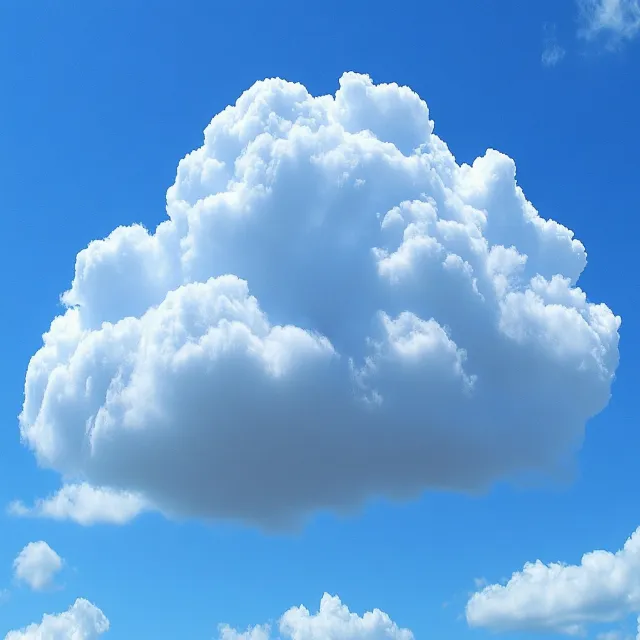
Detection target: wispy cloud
<box><xmin>13</xmin><ymin>541</ymin><xmax>63</xmax><ymax>591</ymax></box>
<box><xmin>542</xmin><ymin>24</ymin><xmax>567</xmax><ymax>66</ymax></box>
<box><xmin>577</xmin><ymin>0</ymin><xmax>640</xmax><ymax>46</ymax></box>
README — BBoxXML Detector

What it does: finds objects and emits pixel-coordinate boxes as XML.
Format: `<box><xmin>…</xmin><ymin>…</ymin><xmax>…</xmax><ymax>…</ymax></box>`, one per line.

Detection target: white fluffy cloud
<box><xmin>218</xmin><ymin>593</ymin><xmax>413</xmax><ymax>640</ymax></box>
<box><xmin>5</xmin><ymin>598</ymin><xmax>109</xmax><ymax>640</ymax></box>
<box><xmin>13</xmin><ymin>541</ymin><xmax>62</xmax><ymax>591</ymax></box>
<box><xmin>9</xmin><ymin>483</ymin><xmax>147</xmax><ymax>525</ymax></box>
<box><xmin>466</xmin><ymin>526</ymin><xmax>640</xmax><ymax>635</ymax></box>
<box><xmin>578</xmin><ymin>0</ymin><xmax>640</xmax><ymax>44</ymax></box>
<box><xmin>17</xmin><ymin>72</ymin><xmax>620</xmax><ymax>528</ymax></box>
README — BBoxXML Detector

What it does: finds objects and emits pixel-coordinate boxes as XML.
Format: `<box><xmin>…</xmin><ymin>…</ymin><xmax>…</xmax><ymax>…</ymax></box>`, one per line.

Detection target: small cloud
<box><xmin>13</xmin><ymin>541</ymin><xmax>63</xmax><ymax>591</ymax></box>
<box><xmin>5</xmin><ymin>598</ymin><xmax>109</xmax><ymax>640</ymax></box>
<box><xmin>577</xmin><ymin>0</ymin><xmax>640</xmax><ymax>47</ymax></box>
<box><xmin>9</xmin><ymin>483</ymin><xmax>148</xmax><ymax>526</ymax></box>
<box><xmin>542</xmin><ymin>44</ymin><xmax>566</xmax><ymax>66</ymax></box>
<box><xmin>218</xmin><ymin>593</ymin><xmax>414</xmax><ymax>639</ymax></box>
<box><xmin>466</xmin><ymin>526</ymin><xmax>640</xmax><ymax>636</ymax></box>
<box><xmin>542</xmin><ymin>24</ymin><xmax>566</xmax><ymax>66</ymax></box>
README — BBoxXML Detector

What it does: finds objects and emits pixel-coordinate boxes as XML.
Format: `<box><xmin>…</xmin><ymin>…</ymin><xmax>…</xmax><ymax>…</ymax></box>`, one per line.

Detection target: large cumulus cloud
<box><xmin>17</xmin><ymin>72</ymin><xmax>620</xmax><ymax>528</ymax></box>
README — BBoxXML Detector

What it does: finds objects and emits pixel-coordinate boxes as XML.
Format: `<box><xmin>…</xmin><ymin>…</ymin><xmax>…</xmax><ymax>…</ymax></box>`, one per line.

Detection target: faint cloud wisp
<box><xmin>577</xmin><ymin>0</ymin><xmax>640</xmax><ymax>46</ymax></box>
<box><xmin>542</xmin><ymin>24</ymin><xmax>567</xmax><ymax>66</ymax></box>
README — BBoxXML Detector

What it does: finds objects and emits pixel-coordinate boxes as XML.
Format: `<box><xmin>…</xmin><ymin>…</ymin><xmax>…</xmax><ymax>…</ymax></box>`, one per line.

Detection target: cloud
<box><xmin>577</xmin><ymin>0</ymin><xmax>640</xmax><ymax>45</ymax></box>
<box><xmin>5</xmin><ymin>598</ymin><xmax>109</xmax><ymax>640</ymax></box>
<box><xmin>219</xmin><ymin>625</ymin><xmax>271</xmax><ymax>640</ymax></box>
<box><xmin>17</xmin><ymin>72</ymin><xmax>620</xmax><ymax>529</ymax></box>
<box><xmin>9</xmin><ymin>483</ymin><xmax>147</xmax><ymax>525</ymax></box>
<box><xmin>13</xmin><ymin>541</ymin><xmax>63</xmax><ymax>591</ymax></box>
<box><xmin>218</xmin><ymin>593</ymin><xmax>413</xmax><ymax>639</ymax></box>
<box><xmin>466</xmin><ymin>526</ymin><xmax>640</xmax><ymax>636</ymax></box>
<box><xmin>597</xmin><ymin>632</ymin><xmax>633</xmax><ymax>640</ymax></box>
<box><xmin>542</xmin><ymin>24</ymin><xmax>566</xmax><ymax>66</ymax></box>
<box><xmin>542</xmin><ymin>42</ymin><xmax>566</xmax><ymax>66</ymax></box>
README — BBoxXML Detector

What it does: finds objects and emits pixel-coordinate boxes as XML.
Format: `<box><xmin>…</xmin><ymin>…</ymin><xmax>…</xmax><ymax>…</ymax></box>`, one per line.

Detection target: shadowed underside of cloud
<box><xmin>466</xmin><ymin>527</ymin><xmax>640</xmax><ymax>636</ymax></box>
<box><xmin>5</xmin><ymin>598</ymin><xmax>109</xmax><ymax>640</ymax></box>
<box><xmin>15</xmin><ymin>72</ymin><xmax>620</xmax><ymax>529</ymax></box>
<box><xmin>218</xmin><ymin>593</ymin><xmax>413</xmax><ymax>640</ymax></box>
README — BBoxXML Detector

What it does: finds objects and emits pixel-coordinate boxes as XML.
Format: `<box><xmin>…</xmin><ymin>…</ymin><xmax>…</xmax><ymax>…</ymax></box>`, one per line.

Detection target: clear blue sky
<box><xmin>0</xmin><ymin>1</ymin><xmax>639</xmax><ymax>638</ymax></box>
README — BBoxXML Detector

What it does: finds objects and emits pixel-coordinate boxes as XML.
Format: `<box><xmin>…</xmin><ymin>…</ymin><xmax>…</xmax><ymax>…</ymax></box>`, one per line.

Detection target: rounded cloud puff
<box><xmin>13</xmin><ymin>541</ymin><xmax>63</xmax><ymax>591</ymax></box>
<box><xmin>466</xmin><ymin>527</ymin><xmax>640</xmax><ymax>635</ymax></box>
<box><xmin>19</xmin><ymin>72</ymin><xmax>620</xmax><ymax>528</ymax></box>
<box><xmin>219</xmin><ymin>593</ymin><xmax>414</xmax><ymax>640</ymax></box>
<box><xmin>5</xmin><ymin>598</ymin><xmax>109</xmax><ymax>640</ymax></box>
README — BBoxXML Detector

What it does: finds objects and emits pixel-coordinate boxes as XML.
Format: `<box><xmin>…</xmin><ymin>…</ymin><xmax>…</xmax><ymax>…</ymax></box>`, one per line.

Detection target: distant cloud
<box><xmin>597</xmin><ymin>631</ymin><xmax>633</xmax><ymax>640</ymax></box>
<box><xmin>9</xmin><ymin>483</ymin><xmax>148</xmax><ymax>525</ymax></box>
<box><xmin>577</xmin><ymin>0</ymin><xmax>640</xmax><ymax>46</ymax></box>
<box><xmin>542</xmin><ymin>43</ymin><xmax>566</xmax><ymax>66</ymax></box>
<box><xmin>219</xmin><ymin>625</ymin><xmax>270</xmax><ymax>640</ymax></box>
<box><xmin>542</xmin><ymin>24</ymin><xmax>566</xmax><ymax>66</ymax></box>
<box><xmin>13</xmin><ymin>541</ymin><xmax>62</xmax><ymax>592</ymax></box>
<box><xmin>466</xmin><ymin>526</ymin><xmax>640</xmax><ymax>636</ymax></box>
<box><xmin>218</xmin><ymin>594</ymin><xmax>413</xmax><ymax>640</ymax></box>
<box><xmin>16</xmin><ymin>72</ymin><xmax>620</xmax><ymax>530</ymax></box>
<box><xmin>5</xmin><ymin>598</ymin><xmax>109</xmax><ymax>640</ymax></box>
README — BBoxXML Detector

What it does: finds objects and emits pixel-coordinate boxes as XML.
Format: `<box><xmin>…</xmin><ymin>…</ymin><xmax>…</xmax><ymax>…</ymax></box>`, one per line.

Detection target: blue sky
<box><xmin>0</xmin><ymin>0</ymin><xmax>639</xmax><ymax>638</ymax></box>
